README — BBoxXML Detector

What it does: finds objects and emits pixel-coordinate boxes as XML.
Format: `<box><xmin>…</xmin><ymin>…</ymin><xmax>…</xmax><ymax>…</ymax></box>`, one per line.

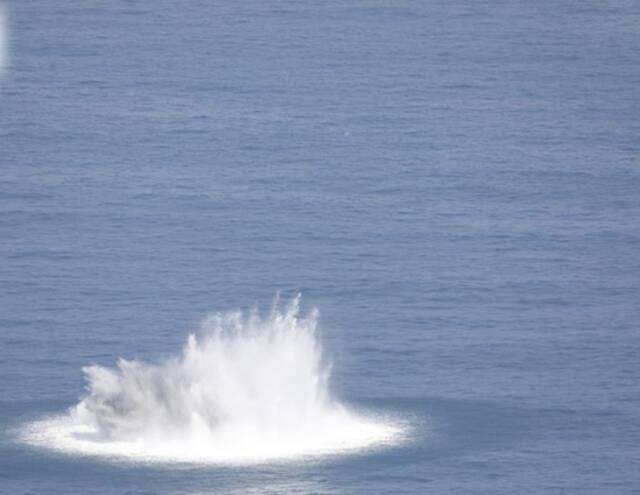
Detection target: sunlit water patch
<box><xmin>19</xmin><ymin>297</ymin><xmax>405</xmax><ymax>464</ymax></box>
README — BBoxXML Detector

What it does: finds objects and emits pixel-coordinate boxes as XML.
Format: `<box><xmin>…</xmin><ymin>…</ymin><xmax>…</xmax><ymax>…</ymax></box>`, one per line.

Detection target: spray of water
<box><xmin>20</xmin><ymin>296</ymin><xmax>403</xmax><ymax>464</ymax></box>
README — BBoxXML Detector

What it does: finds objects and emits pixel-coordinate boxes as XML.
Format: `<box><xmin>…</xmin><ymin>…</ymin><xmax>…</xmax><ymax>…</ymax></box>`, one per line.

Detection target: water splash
<box><xmin>20</xmin><ymin>296</ymin><xmax>403</xmax><ymax>464</ymax></box>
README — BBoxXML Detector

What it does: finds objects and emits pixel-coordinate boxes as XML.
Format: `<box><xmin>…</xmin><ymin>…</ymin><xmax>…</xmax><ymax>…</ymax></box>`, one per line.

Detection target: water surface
<box><xmin>1</xmin><ymin>1</ymin><xmax>639</xmax><ymax>493</ymax></box>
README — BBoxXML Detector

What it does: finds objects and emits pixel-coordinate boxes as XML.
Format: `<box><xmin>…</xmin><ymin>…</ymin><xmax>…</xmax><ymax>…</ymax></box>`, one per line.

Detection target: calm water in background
<box><xmin>1</xmin><ymin>0</ymin><xmax>639</xmax><ymax>493</ymax></box>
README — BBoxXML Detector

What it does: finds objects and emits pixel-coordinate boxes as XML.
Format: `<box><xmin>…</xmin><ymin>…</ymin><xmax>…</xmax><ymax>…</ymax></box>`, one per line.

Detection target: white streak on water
<box><xmin>20</xmin><ymin>296</ymin><xmax>405</xmax><ymax>464</ymax></box>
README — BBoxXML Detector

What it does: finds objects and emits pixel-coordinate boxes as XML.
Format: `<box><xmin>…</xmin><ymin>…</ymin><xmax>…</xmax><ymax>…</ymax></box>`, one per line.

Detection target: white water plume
<box><xmin>21</xmin><ymin>296</ymin><xmax>403</xmax><ymax>464</ymax></box>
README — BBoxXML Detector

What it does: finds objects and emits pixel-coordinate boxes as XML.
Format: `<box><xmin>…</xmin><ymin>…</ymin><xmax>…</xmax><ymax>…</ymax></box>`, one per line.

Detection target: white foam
<box><xmin>20</xmin><ymin>296</ymin><xmax>404</xmax><ymax>464</ymax></box>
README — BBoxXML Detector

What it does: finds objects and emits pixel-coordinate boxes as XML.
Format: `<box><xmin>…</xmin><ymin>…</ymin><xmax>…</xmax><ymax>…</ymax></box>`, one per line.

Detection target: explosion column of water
<box><xmin>21</xmin><ymin>297</ymin><xmax>402</xmax><ymax>463</ymax></box>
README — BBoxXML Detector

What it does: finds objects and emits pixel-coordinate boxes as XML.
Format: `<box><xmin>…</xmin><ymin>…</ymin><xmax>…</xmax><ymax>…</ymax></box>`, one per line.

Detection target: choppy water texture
<box><xmin>1</xmin><ymin>0</ymin><xmax>639</xmax><ymax>494</ymax></box>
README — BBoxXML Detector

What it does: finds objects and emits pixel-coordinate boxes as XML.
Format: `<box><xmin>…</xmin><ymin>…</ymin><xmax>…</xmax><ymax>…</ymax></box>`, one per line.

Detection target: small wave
<box><xmin>20</xmin><ymin>296</ymin><xmax>404</xmax><ymax>464</ymax></box>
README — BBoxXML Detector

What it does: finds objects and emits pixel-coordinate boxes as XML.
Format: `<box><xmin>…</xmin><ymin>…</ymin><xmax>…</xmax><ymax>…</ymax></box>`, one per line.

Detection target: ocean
<box><xmin>1</xmin><ymin>0</ymin><xmax>639</xmax><ymax>493</ymax></box>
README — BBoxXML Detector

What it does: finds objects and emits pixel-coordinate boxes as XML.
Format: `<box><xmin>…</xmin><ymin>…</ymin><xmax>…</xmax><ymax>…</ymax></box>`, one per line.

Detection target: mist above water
<box><xmin>21</xmin><ymin>297</ymin><xmax>403</xmax><ymax>464</ymax></box>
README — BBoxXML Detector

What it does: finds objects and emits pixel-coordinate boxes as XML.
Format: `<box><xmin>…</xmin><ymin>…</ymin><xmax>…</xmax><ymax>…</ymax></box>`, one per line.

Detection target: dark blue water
<box><xmin>1</xmin><ymin>1</ymin><xmax>639</xmax><ymax>493</ymax></box>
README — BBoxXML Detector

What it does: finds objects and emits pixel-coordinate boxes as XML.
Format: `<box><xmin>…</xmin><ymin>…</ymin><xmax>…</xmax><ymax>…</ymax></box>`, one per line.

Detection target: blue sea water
<box><xmin>1</xmin><ymin>0</ymin><xmax>639</xmax><ymax>493</ymax></box>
